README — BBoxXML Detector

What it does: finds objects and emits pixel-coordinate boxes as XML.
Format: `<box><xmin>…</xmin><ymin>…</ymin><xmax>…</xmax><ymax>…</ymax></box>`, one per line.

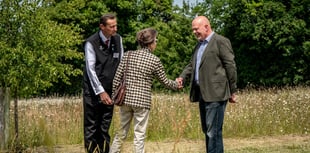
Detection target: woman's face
<box><xmin>149</xmin><ymin>37</ymin><xmax>157</xmax><ymax>51</ymax></box>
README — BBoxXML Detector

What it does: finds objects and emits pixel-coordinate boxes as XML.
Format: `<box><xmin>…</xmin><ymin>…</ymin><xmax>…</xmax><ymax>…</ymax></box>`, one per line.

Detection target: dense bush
<box><xmin>1</xmin><ymin>0</ymin><xmax>309</xmax><ymax>96</ymax></box>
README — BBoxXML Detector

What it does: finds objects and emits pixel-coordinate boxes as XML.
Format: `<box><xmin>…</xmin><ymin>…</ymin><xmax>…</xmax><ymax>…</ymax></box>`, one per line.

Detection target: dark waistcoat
<box><xmin>83</xmin><ymin>31</ymin><xmax>122</xmax><ymax>94</ymax></box>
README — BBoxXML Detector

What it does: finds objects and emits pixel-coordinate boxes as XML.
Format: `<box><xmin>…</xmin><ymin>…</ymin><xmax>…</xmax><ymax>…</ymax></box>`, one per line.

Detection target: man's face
<box><xmin>100</xmin><ymin>19</ymin><xmax>117</xmax><ymax>37</ymax></box>
<box><xmin>192</xmin><ymin>20</ymin><xmax>208</xmax><ymax>41</ymax></box>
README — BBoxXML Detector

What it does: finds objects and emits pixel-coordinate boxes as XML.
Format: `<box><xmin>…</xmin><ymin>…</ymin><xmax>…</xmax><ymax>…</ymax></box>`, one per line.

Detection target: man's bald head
<box><xmin>191</xmin><ymin>16</ymin><xmax>212</xmax><ymax>41</ymax></box>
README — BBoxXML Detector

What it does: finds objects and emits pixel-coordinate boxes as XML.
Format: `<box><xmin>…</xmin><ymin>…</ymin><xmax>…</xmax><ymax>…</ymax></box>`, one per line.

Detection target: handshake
<box><xmin>175</xmin><ymin>77</ymin><xmax>183</xmax><ymax>89</ymax></box>
<box><xmin>173</xmin><ymin>77</ymin><xmax>237</xmax><ymax>103</ymax></box>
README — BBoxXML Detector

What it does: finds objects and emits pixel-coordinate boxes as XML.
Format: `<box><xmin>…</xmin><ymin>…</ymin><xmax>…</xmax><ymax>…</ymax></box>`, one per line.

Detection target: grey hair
<box><xmin>136</xmin><ymin>28</ymin><xmax>158</xmax><ymax>48</ymax></box>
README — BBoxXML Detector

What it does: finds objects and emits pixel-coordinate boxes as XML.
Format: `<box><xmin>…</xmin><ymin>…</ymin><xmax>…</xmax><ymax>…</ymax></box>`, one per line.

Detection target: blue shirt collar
<box><xmin>206</xmin><ymin>32</ymin><xmax>215</xmax><ymax>42</ymax></box>
<box><xmin>201</xmin><ymin>31</ymin><xmax>215</xmax><ymax>43</ymax></box>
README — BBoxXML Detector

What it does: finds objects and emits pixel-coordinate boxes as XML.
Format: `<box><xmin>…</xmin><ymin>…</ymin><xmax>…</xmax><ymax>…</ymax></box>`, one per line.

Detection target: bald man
<box><xmin>178</xmin><ymin>16</ymin><xmax>237</xmax><ymax>153</ymax></box>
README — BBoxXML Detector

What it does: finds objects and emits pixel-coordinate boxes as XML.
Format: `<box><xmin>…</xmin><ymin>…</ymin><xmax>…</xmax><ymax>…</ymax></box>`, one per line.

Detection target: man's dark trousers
<box><xmin>83</xmin><ymin>90</ymin><xmax>114</xmax><ymax>153</ymax></box>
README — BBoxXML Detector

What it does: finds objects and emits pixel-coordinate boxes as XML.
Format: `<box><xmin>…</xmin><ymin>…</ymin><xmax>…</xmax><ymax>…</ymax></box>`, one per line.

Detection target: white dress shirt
<box><xmin>85</xmin><ymin>31</ymin><xmax>124</xmax><ymax>95</ymax></box>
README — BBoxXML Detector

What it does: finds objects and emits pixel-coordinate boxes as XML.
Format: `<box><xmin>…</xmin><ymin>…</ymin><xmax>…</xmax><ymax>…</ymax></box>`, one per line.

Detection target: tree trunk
<box><xmin>0</xmin><ymin>87</ymin><xmax>10</xmax><ymax>150</ymax></box>
<box><xmin>13</xmin><ymin>89</ymin><xmax>18</xmax><ymax>149</ymax></box>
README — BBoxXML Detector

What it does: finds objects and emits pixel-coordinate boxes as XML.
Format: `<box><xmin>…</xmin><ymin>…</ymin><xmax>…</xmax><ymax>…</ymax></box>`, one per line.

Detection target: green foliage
<box><xmin>41</xmin><ymin>0</ymin><xmax>111</xmax><ymax>95</ymax></box>
<box><xmin>151</xmin><ymin>13</ymin><xmax>196</xmax><ymax>91</ymax></box>
<box><xmin>47</xmin><ymin>0</ymin><xmax>110</xmax><ymax>38</ymax></box>
<box><xmin>99</xmin><ymin>0</ymin><xmax>196</xmax><ymax>90</ymax></box>
<box><xmin>210</xmin><ymin>0</ymin><xmax>310</xmax><ymax>87</ymax></box>
<box><xmin>0</xmin><ymin>0</ymin><xmax>83</xmax><ymax>97</ymax></box>
<box><xmin>2</xmin><ymin>0</ymin><xmax>310</xmax><ymax>95</ymax></box>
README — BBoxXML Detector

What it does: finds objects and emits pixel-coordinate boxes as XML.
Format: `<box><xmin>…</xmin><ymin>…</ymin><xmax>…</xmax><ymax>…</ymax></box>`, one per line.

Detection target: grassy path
<box><xmin>30</xmin><ymin>134</ymin><xmax>310</xmax><ymax>153</ymax></box>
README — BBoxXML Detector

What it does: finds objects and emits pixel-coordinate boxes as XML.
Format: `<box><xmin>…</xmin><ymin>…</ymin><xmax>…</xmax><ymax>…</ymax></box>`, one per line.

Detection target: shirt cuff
<box><xmin>94</xmin><ymin>86</ymin><xmax>105</xmax><ymax>95</ymax></box>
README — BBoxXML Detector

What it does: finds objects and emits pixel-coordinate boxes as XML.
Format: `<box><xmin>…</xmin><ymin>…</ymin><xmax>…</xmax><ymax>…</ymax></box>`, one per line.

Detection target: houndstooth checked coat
<box><xmin>112</xmin><ymin>48</ymin><xmax>178</xmax><ymax>109</ymax></box>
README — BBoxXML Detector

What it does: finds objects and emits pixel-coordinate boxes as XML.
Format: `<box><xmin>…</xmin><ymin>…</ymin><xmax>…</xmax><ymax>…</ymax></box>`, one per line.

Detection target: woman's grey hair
<box><xmin>136</xmin><ymin>28</ymin><xmax>158</xmax><ymax>48</ymax></box>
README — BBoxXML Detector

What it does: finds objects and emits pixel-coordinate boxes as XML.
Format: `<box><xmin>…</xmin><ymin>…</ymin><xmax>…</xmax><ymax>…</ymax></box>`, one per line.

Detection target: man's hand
<box><xmin>99</xmin><ymin>92</ymin><xmax>113</xmax><ymax>105</ymax></box>
<box><xmin>175</xmin><ymin>77</ymin><xmax>183</xmax><ymax>89</ymax></box>
<box><xmin>229</xmin><ymin>93</ymin><xmax>237</xmax><ymax>103</ymax></box>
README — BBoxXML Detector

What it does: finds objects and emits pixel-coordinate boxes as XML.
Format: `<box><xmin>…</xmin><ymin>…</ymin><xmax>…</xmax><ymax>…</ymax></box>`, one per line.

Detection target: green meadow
<box><xmin>5</xmin><ymin>86</ymin><xmax>310</xmax><ymax>152</ymax></box>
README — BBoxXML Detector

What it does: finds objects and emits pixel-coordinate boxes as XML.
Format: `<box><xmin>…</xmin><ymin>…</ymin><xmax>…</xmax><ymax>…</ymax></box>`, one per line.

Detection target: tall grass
<box><xmin>7</xmin><ymin>86</ymin><xmax>310</xmax><ymax>151</ymax></box>
<box><xmin>9</xmin><ymin>97</ymin><xmax>84</xmax><ymax>150</ymax></box>
<box><xmin>224</xmin><ymin>86</ymin><xmax>310</xmax><ymax>137</ymax></box>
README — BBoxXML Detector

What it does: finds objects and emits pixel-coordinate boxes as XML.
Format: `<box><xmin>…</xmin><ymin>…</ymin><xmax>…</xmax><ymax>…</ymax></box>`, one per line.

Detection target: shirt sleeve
<box><xmin>85</xmin><ymin>42</ymin><xmax>105</xmax><ymax>95</ymax></box>
<box><xmin>120</xmin><ymin>37</ymin><xmax>124</xmax><ymax>59</ymax></box>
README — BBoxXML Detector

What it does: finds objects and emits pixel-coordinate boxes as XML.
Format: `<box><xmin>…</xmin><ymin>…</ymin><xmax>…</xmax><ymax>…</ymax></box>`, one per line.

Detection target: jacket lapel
<box><xmin>192</xmin><ymin>43</ymin><xmax>200</xmax><ymax>70</ymax></box>
<box><xmin>199</xmin><ymin>33</ymin><xmax>217</xmax><ymax>68</ymax></box>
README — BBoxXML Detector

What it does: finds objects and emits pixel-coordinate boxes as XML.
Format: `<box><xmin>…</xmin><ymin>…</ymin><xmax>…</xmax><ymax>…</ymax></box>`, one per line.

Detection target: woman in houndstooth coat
<box><xmin>110</xmin><ymin>28</ymin><xmax>182</xmax><ymax>153</ymax></box>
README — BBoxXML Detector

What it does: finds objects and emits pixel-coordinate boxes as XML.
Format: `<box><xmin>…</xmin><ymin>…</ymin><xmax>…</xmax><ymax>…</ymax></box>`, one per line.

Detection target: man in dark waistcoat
<box><xmin>83</xmin><ymin>13</ymin><xmax>124</xmax><ymax>153</ymax></box>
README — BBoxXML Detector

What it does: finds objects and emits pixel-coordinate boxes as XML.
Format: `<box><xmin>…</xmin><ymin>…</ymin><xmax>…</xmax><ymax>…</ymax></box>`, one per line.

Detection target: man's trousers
<box><xmin>83</xmin><ymin>94</ymin><xmax>114</xmax><ymax>153</ymax></box>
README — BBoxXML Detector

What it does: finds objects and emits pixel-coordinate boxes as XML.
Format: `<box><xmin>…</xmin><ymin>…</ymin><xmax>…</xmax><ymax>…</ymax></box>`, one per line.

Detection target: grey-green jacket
<box><xmin>180</xmin><ymin>33</ymin><xmax>237</xmax><ymax>102</ymax></box>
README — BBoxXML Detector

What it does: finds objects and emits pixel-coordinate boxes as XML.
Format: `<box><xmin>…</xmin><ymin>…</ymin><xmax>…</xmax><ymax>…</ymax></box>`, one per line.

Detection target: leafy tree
<box><xmin>2</xmin><ymin>0</ymin><xmax>308</xmax><ymax>97</ymax></box>
<box><xmin>0</xmin><ymin>0</ymin><xmax>82</xmax><ymax>149</ymax></box>
<box><xmin>101</xmin><ymin>0</ymin><xmax>197</xmax><ymax>91</ymax></box>
<box><xmin>41</xmin><ymin>0</ymin><xmax>202</xmax><ymax>93</ymax></box>
<box><xmin>40</xmin><ymin>0</ymin><xmax>111</xmax><ymax>95</ymax></box>
<box><xmin>0</xmin><ymin>0</ymin><xmax>83</xmax><ymax>96</ymax></box>
<box><xmin>48</xmin><ymin>0</ymin><xmax>110</xmax><ymax>38</ymax></box>
<box><xmin>206</xmin><ymin>0</ymin><xmax>310</xmax><ymax>87</ymax></box>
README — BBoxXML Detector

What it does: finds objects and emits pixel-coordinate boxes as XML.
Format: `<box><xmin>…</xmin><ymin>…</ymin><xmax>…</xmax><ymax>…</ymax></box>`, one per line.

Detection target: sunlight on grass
<box><xmin>7</xmin><ymin>86</ymin><xmax>310</xmax><ymax>151</ymax></box>
<box><xmin>12</xmin><ymin>96</ymin><xmax>83</xmax><ymax>149</ymax></box>
<box><xmin>224</xmin><ymin>86</ymin><xmax>310</xmax><ymax>137</ymax></box>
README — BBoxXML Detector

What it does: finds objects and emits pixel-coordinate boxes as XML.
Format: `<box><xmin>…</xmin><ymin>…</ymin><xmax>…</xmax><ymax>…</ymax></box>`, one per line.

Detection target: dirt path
<box><xmin>31</xmin><ymin>135</ymin><xmax>310</xmax><ymax>153</ymax></box>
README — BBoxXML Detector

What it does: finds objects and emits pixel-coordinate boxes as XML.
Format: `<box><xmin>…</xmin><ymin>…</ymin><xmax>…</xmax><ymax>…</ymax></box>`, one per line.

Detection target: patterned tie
<box><xmin>105</xmin><ymin>39</ymin><xmax>109</xmax><ymax>46</ymax></box>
